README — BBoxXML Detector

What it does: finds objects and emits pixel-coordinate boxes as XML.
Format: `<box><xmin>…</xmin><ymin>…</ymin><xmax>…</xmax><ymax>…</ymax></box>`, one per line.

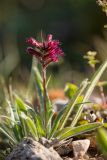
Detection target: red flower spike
<box><xmin>26</xmin><ymin>34</ymin><xmax>64</xmax><ymax>67</ymax></box>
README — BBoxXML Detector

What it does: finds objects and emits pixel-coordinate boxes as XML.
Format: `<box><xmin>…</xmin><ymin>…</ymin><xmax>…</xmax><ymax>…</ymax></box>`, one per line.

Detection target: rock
<box><xmin>54</xmin><ymin>139</ymin><xmax>73</xmax><ymax>156</ymax></box>
<box><xmin>73</xmin><ymin>154</ymin><xmax>90</xmax><ymax>160</ymax></box>
<box><xmin>6</xmin><ymin>138</ymin><xmax>62</xmax><ymax>160</ymax></box>
<box><xmin>53</xmin><ymin>99</ymin><xmax>68</xmax><ymax>112</ymax></box>
<box><xmin>63</xmin><ymin>158</ymin><xmax>73</xmax><ymax>160</ymax></box>
<box><xmin>72</xmin><ymin>139</ymin><xmax>90</xmax><ymax>158</ymax></box>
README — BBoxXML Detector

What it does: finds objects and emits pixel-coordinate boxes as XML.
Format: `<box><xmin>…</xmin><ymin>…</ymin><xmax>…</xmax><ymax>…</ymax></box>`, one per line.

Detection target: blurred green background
<box><xmin>0</xmin><ymin>0</ymin><xmax>107</xmax><ymax>86</ymax></box>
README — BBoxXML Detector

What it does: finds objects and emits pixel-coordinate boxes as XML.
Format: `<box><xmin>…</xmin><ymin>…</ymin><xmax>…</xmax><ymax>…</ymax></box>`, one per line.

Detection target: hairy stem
<box><xmin>42</xmin><ymin>66</ymin><xmax>47</xmax><ymax>129</ymax></box>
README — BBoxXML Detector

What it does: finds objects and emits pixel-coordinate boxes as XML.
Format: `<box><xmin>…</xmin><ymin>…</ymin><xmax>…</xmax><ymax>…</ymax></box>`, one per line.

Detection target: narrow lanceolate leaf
<box><xmin>26</xmin><ymin>117</ymin><xmax>38</xmax><ymax>140</ymax></box>
<box><xmin>33</xmin><ymin>66</ymin><xmax>43</xmax><ymax>106</ymax></box>
<box><xmin>27</xmin><ymin>102</ymin><xmax>46</xmax><ymax>137</ymax></box>
<box><xmin>19</xmin><ymin>116</ymin><xmax>28</xmax><ymax>137</ymax></box>
<box><xmin>46</xmin><ymin>93</ymin><xmax>52</xmax><ymax>134</ymax></box>
<box><xmin>56</xmin><ymin>122</ymin><xmax>102</xmax><ymax>140</ymax></box>
<box><xmin>60</xmin><ymin>79</ymin><xmax>88</xmax><ymax>130</ymax></box>
<box><xmin>20</xmin><ymin>112</ymin><xmax>39</xmax><ymax>141</ymax></box>
<box><xmin>71</xmin><ymin>59</ymin><xmax>107</xmax><ymax>127</ymax></box>
<box><xmin>7</xmin><ymin>98</ymin><xmax>19</xmax><ymax>122</ymax></box>
<box><xmin>35</xmin><ymin>115</ymin><xmax>46</xmax><ymax>137</ymax></box>
<box><xmin>7</xmin><ymin>100</ymin><xmax>15</xmax><ymax>121</ymax></box>
<box><xmin>13</xmin><ymin>122</ymin><xmax>24</xmax><ymax>142</ymax></box>
<box><xmin>46</xmin><ymin>110</ymin><xmax>54</xmax><ymax>136</ymax></box>
<box><xmin>26</xmin><ymin>57</ymin><xmax>37</xmax><ymax>99</ymax></box>
<box><xmin>15</xmin><ymin>94</ymin><xmax>33</xmax><ymax>114</ymax></box>
<box><xmin>15</xmin><ymin>94</ymin><xmax>27</xmax><ymax>113</ymax></box>
<box><xmin>0</xmin><ymin>126</ymin><xmax>17</xmax><ymax>144</ymax></box>
<box><xmin>48</xmin><ymin>107</ymin><xmax>66</xmax><ymax>139</ymax></box>
<box><xmin>97</xmin><ymin>127</ymin><xmax>107</xmax><ymax>156</ymax></box>
<box><xmin>0</xmin><ymin>116</ymin><xmax>23</xmax><ymax>141</ymax></box>
<box><xmin>46</xmin><ymin>75</ymin><xmax>51</xmax><ymax>88</ymax></box>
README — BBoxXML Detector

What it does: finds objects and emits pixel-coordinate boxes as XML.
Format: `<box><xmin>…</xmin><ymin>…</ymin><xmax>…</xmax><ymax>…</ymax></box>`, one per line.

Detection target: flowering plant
<box><xmin>26</xmin><ymin>34</ymin><xmax>64</xmax><ymax>129</ymax></box>
<box><xmin>0</xmin><ymin>34</ymin><xmax>106</xmax><ymax>159</ymax></box>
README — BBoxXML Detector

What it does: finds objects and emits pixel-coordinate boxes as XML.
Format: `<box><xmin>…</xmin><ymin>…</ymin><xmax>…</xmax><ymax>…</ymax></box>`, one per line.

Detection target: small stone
<box><xmin>83</xmin><ymin>154</ymin><xmax>89</xmax><ymax>159</ymax></box>
<box><xmin>72</xmin><ymin>139</ymin><xmax>90</xmax><ymax>158</ymax></box>
<box><xmin>63</xmin><ymin>158</ymin><xmax>73</xmax><ymax>160</ymax></box>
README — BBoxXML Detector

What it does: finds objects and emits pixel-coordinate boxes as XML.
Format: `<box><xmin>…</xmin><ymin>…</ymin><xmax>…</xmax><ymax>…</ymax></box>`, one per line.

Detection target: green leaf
<box><xmin>0</xmin><ymin>125</ymin><xmax>17</xmax><ymax>144</ymax></box>
<box><xmin>15</xmin><ymin>94</ymin><xmax>34</xmax><ymax>115</ymax></box>
<box><xmin>7</xmin><ymin>98</ymin><xmax>19</xmax><ymax>122</ymax></box>
<box><xmin>33</xmin><ymin>66</ymin><xmax>43</xmax><ymax>108</ymax></box>
<box><xmin>71</xmin><ymin>59</ymin><xmax>107</xmax><ymax>127</ymax></box>
<box><xmin>20</xmin><ymin>112</ymin><xmax>39</xmax><ymax>140</ymax></box>
<box><xmin>56</xmin><ymin>122</ymin><xmax>102</xmax><ymax>140</ymax></box>
<box><xmin>103</xmin><ymin>123</ymin><xmax>107</xmax><ymax>128</ymax></box>
<box><xmin>7</xmin><ymin>100</ymin><xmax>15</xmax><ymax>121</ymax></box>
<box><xmin>46</xmin><ymin>110</ymin><xmax>53</xmax><ymax>135</ymax></box>
<box><xmin>97</xmin><ymin>127</ymin><xmax>107</xmax><ymax>156</ymax></box>
<box><xmin>0</xmin><ymin>116</ymin><xmax>23</xmax><ymax>142</ymax></box>
<box><xmin>27</xmin><ymin>108</ymin><xmax>45</xmax><ymax>137</ymax></box>
<box><xmin>13</xmin><ymin>122</ymin><xmax>24</xmax><ymax>142</ymax></box>
<box><xmin>35</xmin><ymin>114</ymin><xmax>46</xmax><ymax>137</ymax></box>
<box><xmin>15</xmin><ymin>94</ymin><xmax>27</xmax><ymax>113</ymax></box>
<box><xmin>64</xmin><ymin>83</ymin><xmax>78</xmax><ymax>99</ymax></box>
<box><xmin>19</xmin><ymin>115</ymin><xmax>28</xmax><ymax>137</ymax></box>
<box><xmin>48</xmin><ymin>107</ymin><xmax>66</xmax><ymax>139</ymax></box>
<box><xmin>33</xmin><ymin>66</ymin><xmax>45</xmax><ymax>124</ymax></box>
<box><xmin>46</xmin><ymin>75</ymin><xmax>51</xmax><ymax>88</ymax></box>
<box><xmin>46</xmin><ymin>94</ymin><xmax>52</xmax><ymax>131</ymax></box>
<box><xmin>60</xmin><ymin>79</ymin><xmax>88</xmax><ymax>130</ymax></box>
<box><xmin>26</xmin><ymin>57</ymin><xmax>37</xmax><ymax>99</ymax></box>
<box><xmin>15</xmin><ymin>93</ymin><xmax>45</xmax><ymax>139</ymax></box>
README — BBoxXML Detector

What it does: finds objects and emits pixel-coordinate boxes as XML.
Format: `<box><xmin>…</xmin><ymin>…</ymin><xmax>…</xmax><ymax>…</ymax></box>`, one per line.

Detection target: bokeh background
<box><xmin>0</xmin><ymin>0</ymin><xmax>107</xmax><ymax>87</ymax></box>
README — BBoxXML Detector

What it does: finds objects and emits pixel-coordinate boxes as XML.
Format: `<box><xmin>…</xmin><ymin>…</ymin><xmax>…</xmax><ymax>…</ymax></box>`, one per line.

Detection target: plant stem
<box><xmin>42</xmin><ymin>66</ymin><xmax>47</xmax><ymax>129</ymax></box>
<box><xmin>93</xmin><ymin>67</ymin><xmax>106</xmax><ymax>107</ymax></box>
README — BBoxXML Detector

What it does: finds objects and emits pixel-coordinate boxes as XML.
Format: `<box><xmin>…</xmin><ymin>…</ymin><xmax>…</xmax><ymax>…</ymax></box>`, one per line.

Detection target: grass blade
<box><xmin>0</xmin><ymin>126</ymin><xmax>17</xmax><ymax>144</ymax></box>
<box><xmin>56</xmin><ymin>122</ymin><xmax>102</xmax><ymax>140</ymax></box>
<box><xmin>46</xmin><ymin>110</ymin><xmax>54</xmax><ymax>136</ymax></box>
<box><xmin>97</xmin><ymin>127</ymin><xmax>107</xmax><ymax>157</ymax></box>
<box><xmin>33</xmin><ymin>66</ymin><xmax>43</xmax><ymax>109</ymax></box>
<box><xmin>71</xmin><ymin>59</ymin><xmax>107</xmax><ymax>127</ymax></box>
<box><xmin>28</xmin><ymin>105</ymin><xmax>46</xmax><ymax>137</ymax></box>
<box><xmin>60</xmin><ymin>79</ymin><xmax>88</xmax><ymax>130</ymax></box>
<box><xmin>20</xmin><ymin>112</ymin><xmax>39</xmax><ymax>140</ymax></box>
<box><xmin>35</xmin><ymin>114</ymin><xmax>46</xmax><ymax>137</ymax></box>
<box><xmin>15</xmin><ymin>94</ymin><xmax>28</xmax><ymax>113</ymax></box>
<box><xmin>48</xmin><ymin>107</ymin><xmax>66</xmax><ymax>139</ymax></box>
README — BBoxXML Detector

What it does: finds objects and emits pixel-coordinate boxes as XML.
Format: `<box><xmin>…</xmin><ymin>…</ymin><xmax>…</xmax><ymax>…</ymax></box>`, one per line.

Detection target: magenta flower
<box><xmin>26</xmin><ymin>34</ymin><xmax>64</xmax><ymax>68</ymax></box>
